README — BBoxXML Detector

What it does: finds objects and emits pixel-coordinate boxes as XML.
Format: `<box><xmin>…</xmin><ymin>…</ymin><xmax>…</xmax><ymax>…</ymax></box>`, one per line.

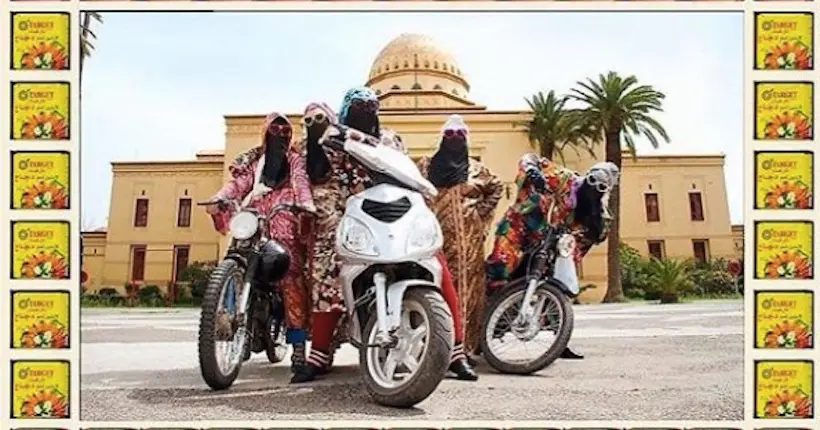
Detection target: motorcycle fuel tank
<box><xmin>257</xmin><ymin>240</ymin><xmax>290</xmax><ymax>284</ymax></box>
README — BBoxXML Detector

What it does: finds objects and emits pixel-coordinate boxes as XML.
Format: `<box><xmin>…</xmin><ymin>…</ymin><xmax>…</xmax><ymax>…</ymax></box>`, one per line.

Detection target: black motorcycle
<box><xmin>196</xmin><ymin>200</ymin><xmax>309</xmax><ymax>390</ymax></box>
<box><xmin>480</xmin><ymin>225</ymin><xmax>579</xmax><ymax>375</ymax></box>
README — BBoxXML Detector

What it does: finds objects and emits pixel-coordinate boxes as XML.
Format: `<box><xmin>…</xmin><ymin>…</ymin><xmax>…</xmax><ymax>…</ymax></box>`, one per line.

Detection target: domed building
<box><xmin>82</xmin><ymin>33</ymin><xmax>740</xmax><ymax>304</ymax></box>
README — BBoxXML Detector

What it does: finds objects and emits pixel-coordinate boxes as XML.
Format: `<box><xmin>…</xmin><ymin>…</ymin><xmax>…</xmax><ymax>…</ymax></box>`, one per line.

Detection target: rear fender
<box><xmin>386</xmin><ymin>280</ymin><xmax>439</xmax><ymax>331</ymax></box>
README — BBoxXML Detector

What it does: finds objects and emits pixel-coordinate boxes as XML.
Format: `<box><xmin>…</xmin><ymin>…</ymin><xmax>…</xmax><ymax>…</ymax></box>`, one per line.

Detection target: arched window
<box><xmin>424</xmin><ymin>60</ymin><xmax>430</xmax><ymax>68</ymax></box>
<box><xmin>412</xmin><ymin>83</ymin><xmax>422</xmax><ymax>90</ymax></box>
<box><xmin>452</xmin><ymin>88</ymin><xmax>459</xmax><ymax>95</ymax></box>
<box><xmin>434</xmin><ymin>62</ymin><xmax>439</xmax><ymax>69</ymax></box>
<box><xmin>433</xmin><ymin>84</ymin><xmax>442</xmax><ymax>90</ymax></box>
<box><xmin>404</xmin><ymin>61</ymin><xmax>409</xmax><ymax>68</ymax></box>
<box><xmin>375</xmin><ymin>89</ymin><xmax>382</xmax><ymax>95</ymax></box>
<box><xmin>391</xmin><ymin>84</ymin><xmax>401</xmax><ymax>90</ymax></box>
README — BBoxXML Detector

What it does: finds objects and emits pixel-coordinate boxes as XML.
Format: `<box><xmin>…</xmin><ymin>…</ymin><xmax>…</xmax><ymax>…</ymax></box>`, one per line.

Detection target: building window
<box><xmin>391</xmin><ymin>84</ymin><xmax>401</xmax><ymax>90</ymax></box>
<box><xmin>689</xmin><ymin>192</ymin><xmax>705</xmax><ymax>221</ymax></box>
<box><xmin>692</xmin><ymin>239</ymin><xmax>710</xmax><ymax>263</ymax></box>
<box><xmin>134</xmin><ymin>198</ymin><xmax>149</xmax><ymax>227</ymax></box>
<box><xmin>411</xmin><ymin>82</ymin><xmax>422</xmax><ymax>90</ymax></box>
<box><xmin>644</xmin><ymin>193</ymin><xmax>660</xmax><ymax>222</ymax></box>
<box><xmin>177</xmin><ymin>198</ymin><xmax>192</xmax><ymax>227</ymax></box>
<box><xmin>647</xmin><ymin>240</ymin><xmax>665</xmax><ymax>260</ymax></box>
<box><xmin>130</xmin><ymin>245</ymin><xmax>147</xmax><ymax>282</ymax></box>
<box><xmin>173</xmin><ymin>245</ymin><xmax>190</xmax><ymax>282</ymax></box>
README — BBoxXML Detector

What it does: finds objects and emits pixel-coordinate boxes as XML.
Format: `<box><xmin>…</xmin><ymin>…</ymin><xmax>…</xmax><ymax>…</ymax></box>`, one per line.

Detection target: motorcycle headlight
<box><xmin>556</xmin><ymin>234</ymin><xmax>576</xmax><ymax>258</ymax></box>
<box><xmin>339</xmin><ymin>217</ymin><xmax>379</xmax><ymax>256</ymax></box>
<box><xmin>406</xmin><ymin>214</ymin><xmax>442</xmax><ymax>254</ymax></box>
<box><xmin>229</xmin><ymin>211</ymin><xmax>259</xmax><ymax>241</ymax></box>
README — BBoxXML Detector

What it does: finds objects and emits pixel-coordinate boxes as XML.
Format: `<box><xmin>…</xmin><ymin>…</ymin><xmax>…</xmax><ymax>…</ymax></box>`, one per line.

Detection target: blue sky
<box><xmin>80</xmin><ymin>11</ymin><xmax>744</xmax><ymax>228</ymax></box>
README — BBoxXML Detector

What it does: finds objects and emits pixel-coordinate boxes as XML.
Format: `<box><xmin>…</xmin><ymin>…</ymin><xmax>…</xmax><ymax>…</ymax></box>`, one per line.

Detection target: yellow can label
<box><xmin>755</xmin><ymin>291</ymin><xmax>814</xmax><ymax>349</ymax></box>
<box><xmin>755</xmin><ymin>360</ymin><xmax>814</xmax><ymax>418</ymax></box>
<box><xmin>755</xmin><ymin>151</ymin><xmax>814</xmax><ymax>209</ymax></box>
<box><xmin>755</xmin><ymin>13</ymin><xmax>814</xmax><ymax>70</ymax></box>
<box><xmin>11</xmin><ymin>82</ymin><xmax>70</xmax><ymax>141</ymax></box>
<box><xmin>755</xmin><ymin>221</ymin><xmax>814</xmax><ymax>279</ymax></box>
<box><xmin>755</xmin><ymin>82</ymin><xmax>814</xmax><ymax>140</ymax></box>
<box><xmin>12</xmin><ymin>291</ymin><xmax>70</xmax><ymax>349</ymax></box>
<box><xmin>11</xmin><ymin>13</ymin><xmax>70</xmax><ymax>71</ymax></box>
<box><xmin>11</xmin><ymin>221</ymin><xmax>71</xmax><ymax>280</ymax></box>
<box><xmin>11</xmin><ymin>151</ymin><xmax>71</xmax><ymax>210</ymax></box>
<box><xmin>11</xmin><ymin>360</ymin><xmax>70</xmax><ymax>418</ymax></box>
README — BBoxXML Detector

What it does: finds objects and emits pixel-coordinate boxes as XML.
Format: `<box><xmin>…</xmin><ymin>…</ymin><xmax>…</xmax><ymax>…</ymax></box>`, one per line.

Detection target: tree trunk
<box><xmin>602</xmin><ymin>130</ymin><xmax>626</xmax><ymax>303</ymax></box>
<box><xmin>539</xmin><ymin>140</ymin><xmax>555</xmax><ymax>160</ymax></box>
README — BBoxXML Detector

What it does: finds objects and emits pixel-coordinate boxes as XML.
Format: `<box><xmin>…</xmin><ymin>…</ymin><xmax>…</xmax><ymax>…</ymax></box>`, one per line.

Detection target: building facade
<box><xmin>81</xmin><ymin>34</ymin><xmax>739</xmax><ymax>303</ymax></box>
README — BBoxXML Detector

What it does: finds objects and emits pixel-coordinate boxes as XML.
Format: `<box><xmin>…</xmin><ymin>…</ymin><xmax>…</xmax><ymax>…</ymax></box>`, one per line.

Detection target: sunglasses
<box><xmin>302</xmin><ymin>111</ymin><xmax>328</xmax><ymax>127</ymax></box>
<box><xmin>267</xmin><ymin>123</ymin><xmax>292</xmax><ymax>137</ymax></box>
<box><xmin>443</xmin><ymin>128</ymin><xmax>468</xmax><ymax>139</ymax></box>
<box><xmin>585</xmin><ymin>170</ymin><xmax>616</xmax><ymax>193</ymax></box>
<box><xmin>350</xmin><ymin>99</ymin><xmax>379</xmax><ymax>112</ymax></box>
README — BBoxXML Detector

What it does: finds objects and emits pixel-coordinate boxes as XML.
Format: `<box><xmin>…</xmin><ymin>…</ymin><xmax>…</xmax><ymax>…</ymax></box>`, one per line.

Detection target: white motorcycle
<box><xmin>322</xmin><ymin>125</ymin><xmax>454</xmax><ymax>408</ymax></box>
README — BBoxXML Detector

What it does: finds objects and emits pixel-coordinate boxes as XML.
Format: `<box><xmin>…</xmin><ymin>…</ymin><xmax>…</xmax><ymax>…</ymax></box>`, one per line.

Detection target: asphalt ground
<box><xmin>80</xmin><ymin>301</ymin><xmax>743</xmax><ymax>421</ymax></box>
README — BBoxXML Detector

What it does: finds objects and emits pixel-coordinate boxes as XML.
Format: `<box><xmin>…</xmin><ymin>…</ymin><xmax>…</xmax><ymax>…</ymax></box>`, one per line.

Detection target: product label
<box><xmin>755</xmin><ymin>151</ymin><xmax>813</xmax><ymax>209</ymax></box>
<box><xmin>11</xmin><ymin>82</ymin><xmax>70</xmax><ymax>140</ymax></box>
<box><xmin>11</xmin><ymin>13</ymin><xmax>70</xmax><ymax>70</ymax></box>
<box><xmin>12</xmin><ymin>152</ymin><xmax>71</xmax><ymax>210</ymax></box>
<box><xmin>12</xmin><ymin>291</ymin><xmax>70</xmax><ymax>349</ymax></box>
<box><xmin>755</xmin><ymin>13</ymin><xmax>814</xmax><ymax>70</ymax></box>
<box><xmin>755</xmin><ymin>221</ymin><xmax>814</xmax><ymax>279</ymax></box>
<box><xmin>755</xmin><ymin>82</ymin><xmax>814</xmax><ymax>140</ymax></box>
<box><xmin>755</xmin><ymin>291</ymin><xmax>813</xmax><ymax>349</ymax></box>
<box><xmin>755</xmin><ymin>360</ymin><xmax>814</xmax><ymax>418</ymax></box>
<box><xmin>11</xmin><ymin>221</ymin><xmax>70</xmax><ymax>280</ymax></box>
<box><xmin>11</xmin><ymin>360</ymin><xmax>70</xmax><ymax>418</ymax></box>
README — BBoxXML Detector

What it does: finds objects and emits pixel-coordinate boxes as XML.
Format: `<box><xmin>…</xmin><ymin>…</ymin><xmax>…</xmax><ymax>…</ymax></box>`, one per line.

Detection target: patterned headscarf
<box><xmin>303</xmin><ymin>101</ymin><xmax>338</xmax><ymax>125</ymax></box>
<box><xmin>338</xmin><ymin>86</ymin><xmax>379</xmax><ymax>125</ymax></box>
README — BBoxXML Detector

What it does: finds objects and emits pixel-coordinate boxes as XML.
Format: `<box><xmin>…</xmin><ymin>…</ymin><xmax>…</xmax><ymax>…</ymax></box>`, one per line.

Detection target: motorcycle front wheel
<box><xmin>360</xmin><ymin>288</ymin><xmax>453</xmax><ymax>408</ymax></box>
<box><xmin>480</xmin><ymin>279</ymin><xmax>574</xmax><ymax>375</ymax></box>
<box><xmin>198</xmin><ymin>259</ymin><xmax>249</xmax><ymax>390</ymax></box>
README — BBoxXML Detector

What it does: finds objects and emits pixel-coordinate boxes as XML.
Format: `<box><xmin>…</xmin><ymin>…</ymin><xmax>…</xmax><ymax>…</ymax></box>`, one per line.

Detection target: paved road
<box><xmin>81</xmin><ymin>301</ymin><xmax>743</xmax><ymax>421</ymax></box>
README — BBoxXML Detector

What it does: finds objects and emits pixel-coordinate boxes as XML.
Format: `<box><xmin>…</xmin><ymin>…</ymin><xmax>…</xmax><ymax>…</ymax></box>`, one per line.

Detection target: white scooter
<box><xmin>321</xmin><ymin>125</ymin><xmax>454</xmax><ymax>408</ymax></box>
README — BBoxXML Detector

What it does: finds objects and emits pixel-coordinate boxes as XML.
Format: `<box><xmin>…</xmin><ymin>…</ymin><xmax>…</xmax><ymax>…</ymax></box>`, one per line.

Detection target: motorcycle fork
<box><xmin>516</xmin><ymin>278</ymin><xmax>540</xmax><ymax>326</ymax></box>
<box><xmin>372</xmin><ymin>272</ymin><xmax>396</xmax><ymax>347</ymax></box>
<box><xmin>236</xmin><ymin>255</ymin><xmax>260</xmax><ymax>329</ymax></box>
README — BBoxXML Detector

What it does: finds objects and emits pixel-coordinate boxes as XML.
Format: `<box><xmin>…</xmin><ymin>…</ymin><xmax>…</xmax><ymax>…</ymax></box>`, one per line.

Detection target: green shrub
<box><xmin>620</xmin><ymin>244</ymin><xmax>657</xmax><ymax>299</ymax></box>
<box><xmin>691</xmin><ymin>258</ymin><xmax>736</xmax><ymax>297</ymax></box>
<box><xmin>179</xmin><ymin>261</ymin><xmax>217</xmax><ymax>303</ymax></box>
<box><xmin>83</xmin><ymin>287</ymin><xmax>124</xmax><ymax>307</ymax></box>
<box><xmin>138</xmin><ymin>285</ymin><xmax>164</xmax><ymax>305</ymax></box>
<box><xmin>644</xmin><ymin>258</ymin><xmax>695</xmax><ymax>303</ymax></box>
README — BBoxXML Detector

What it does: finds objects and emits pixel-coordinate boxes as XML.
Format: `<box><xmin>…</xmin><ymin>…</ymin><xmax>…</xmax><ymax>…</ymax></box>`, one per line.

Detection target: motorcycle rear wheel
<box><xmin>198</xmin><ymin>259</ymin><xmax>248</xmax><ymax>390</ymax></box>
<box><xmin>480</xmin><ymin>279</ymin><xmax>574</xmax><ymax>375</ymax></box>
<box><xmin>360</xmin><ymin>287</ymin><xmax>453</xmax><ymax>408</ymax></box>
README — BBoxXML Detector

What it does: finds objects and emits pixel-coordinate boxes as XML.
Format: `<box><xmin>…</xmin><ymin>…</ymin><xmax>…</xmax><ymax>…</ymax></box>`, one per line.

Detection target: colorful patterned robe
<box><xmin>417</xmin><ymin>157</ymin><xmax>503</xmax><ymax>353</ymax></box>
<box><xmin>486</xmin><ymin>153</ymin><xmax>612</xmax><ymax>286</ymax></box>
<box><xmin>209</xmin><ymin>144</ymin><xmax>314</xmax><ymax>330</ymax></box>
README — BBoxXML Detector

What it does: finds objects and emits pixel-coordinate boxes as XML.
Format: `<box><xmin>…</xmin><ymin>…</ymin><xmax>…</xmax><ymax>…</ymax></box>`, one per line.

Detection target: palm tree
<box><xmin>523</xmin><ymin>90</ymin><xmax>597</xmax><ymax>164</ymax></box>
<box><xmin>570</xmin><ymin>71</ymin><xmax>670</xmax><ymax>303</ymax></box>
<box><xmin>79</xmin><ymin>12</ymin><xmax>103</xmax><ymax>80</ymax></box>
<box><xmin>645</xmin><ymin>258</ymin><xmax>694</xmax><ymax>304</ymax></box>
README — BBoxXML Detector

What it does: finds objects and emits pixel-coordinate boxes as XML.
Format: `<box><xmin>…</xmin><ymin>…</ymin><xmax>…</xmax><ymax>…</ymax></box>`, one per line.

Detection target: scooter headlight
<box><xmin>556</xmin><ymin>234</ymin><xmax>576</xmax><ymax>259</ymax></box>
<box><xmin>339</xmin><ymin>217</ymin><xmax>379</xmax><ymax>256</ymax></box>
<box><xmin>229</xmin><ymin>211</ymin><xmax>259</xmax><ymax>241</ymax></box>
<box><xmin>406</xmin><ymin>213</ymin><xmax>442</xmax><ymax>255</ymax></box>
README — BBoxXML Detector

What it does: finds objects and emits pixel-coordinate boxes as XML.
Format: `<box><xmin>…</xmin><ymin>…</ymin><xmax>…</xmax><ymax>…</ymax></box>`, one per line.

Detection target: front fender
<box><xmin>544</xmin><ymin>277</ymin><xmax>577</xmax><ymax>298</ymax></box>
<box><xmin>386</xmin><ymin>280</ymin><xmax>439</xmax><ymax>331</ymax></box>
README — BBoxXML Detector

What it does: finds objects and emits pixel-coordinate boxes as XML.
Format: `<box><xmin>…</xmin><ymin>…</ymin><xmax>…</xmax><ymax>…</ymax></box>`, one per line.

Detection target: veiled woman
<box><xmin>417</xmin><ymin>114</ymin><xmax>503</xmax><ymax>371</ymax></box>
<box><xmin>204</xmin><ymin>112</ymin><xmax>315</xmax><ymax>372</ymax></box>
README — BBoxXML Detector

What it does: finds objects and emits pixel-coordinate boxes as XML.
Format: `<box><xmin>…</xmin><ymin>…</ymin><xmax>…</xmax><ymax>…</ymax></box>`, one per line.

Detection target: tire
<box><xmin>480</xmin><ymin>279</ymin><xmax>574</xmax><ymax>375</ymax></box>
<box><xmin>266</xmin><ymin>319</ymin><xmax>288</xmax><ymax>364</ymax></box>
<box><xmin>198</xmin><ymin>259</ymin><xmax>247</xmax><ymax>390</ymax></box>
<box><xmin>360</xmin><ymin>287</ymin><xmax>453</xmax><ymax>408</ymax></box>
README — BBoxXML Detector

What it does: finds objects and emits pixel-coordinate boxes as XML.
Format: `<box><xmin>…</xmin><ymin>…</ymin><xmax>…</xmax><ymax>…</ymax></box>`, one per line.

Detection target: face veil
<box><xmin>303</xmin><ymin>102</ymin><xmax>337</xmax><ymax>184</ymax></box>
<box><xmin>338</xmin><ymin>86</ymin><xmax>380</xmax><ymax>137</ymax></box>
<box><xmin>429</xmin><ymin>114</ymin><xmax>470</xmax><ymax>188</ymax></box>
<box><xmin>260</xmin><ymin>112</ymin><xmax>293</xmax><ymax>189</ymax></box>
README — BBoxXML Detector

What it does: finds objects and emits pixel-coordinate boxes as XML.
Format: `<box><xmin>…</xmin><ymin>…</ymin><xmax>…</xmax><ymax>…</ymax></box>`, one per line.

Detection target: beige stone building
<box><xmin>81</xmin><ymin>34</ymin><xmax>740</xmax><ymax>303</ymax></box>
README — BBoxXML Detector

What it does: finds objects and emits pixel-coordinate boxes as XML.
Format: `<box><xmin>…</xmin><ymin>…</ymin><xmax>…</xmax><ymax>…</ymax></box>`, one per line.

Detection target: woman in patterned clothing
<box><xmin>293</xmin><ymin>86</ymin><xmax>477</xmax><ymax>383</ymax></box>
<box><xmin>417</xmin><ymin>115</ymin><xmax>503</xmax><ymax>379</ymax></box>
<box><xmin>485</xmin><ymin>153</ymin><xmax>620</xmax><ymax>359</ymax></box>
<box><xmin>204</xmin><ymin>112</ymin><xmax>315</xmax><ymax>372</ymax></box>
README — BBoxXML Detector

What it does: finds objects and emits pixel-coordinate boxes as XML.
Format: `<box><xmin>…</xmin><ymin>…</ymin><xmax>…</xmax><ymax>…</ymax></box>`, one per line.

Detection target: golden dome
<box><xmin>366</xmin><ymin>33</ymin><xmax>470</xmax><ymax>96</ymax></box>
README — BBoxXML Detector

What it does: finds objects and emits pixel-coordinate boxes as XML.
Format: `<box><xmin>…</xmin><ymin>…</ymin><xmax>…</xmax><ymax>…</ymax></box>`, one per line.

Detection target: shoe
<box><xmin>560</xmin><ymin>347</ymin><xmax>585</xmax><ymax>360</ymax></box>
<box><xmin>449</xmin><ymin>359</ymin><xmax>478</xmax><ymax>381</ymax></box>
<box><xmin>466</xmin><ymin>353</ymin><xmax>479</xmax><ymax>367</ymax></box>
<box><xmin>290</xmin><ymin>364</ymin><xmax>321</xmax><ymax>383</ymax></box>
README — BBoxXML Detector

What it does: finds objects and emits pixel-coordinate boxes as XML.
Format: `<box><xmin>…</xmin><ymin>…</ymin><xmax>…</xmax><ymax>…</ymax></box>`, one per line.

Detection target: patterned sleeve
<box><xmin>288</xmin><ymin>151</ymin><xmax>316</xmax><ymax>211</ymax></box>
<box><xmin>416</xmin><ymin>156</ymin><xmax>430</xmax><ymax>178</ymax></box>
<box><xmin>472</xmin><ymin>161</ymin><xmax>503</xmax><ymax>222</ymax></box>
<box><xmin>208</xmin><ymin>155</ymin><xmax>256</xmax><ymax>234</ymax></box>
<box><xmin>570</xmin><ymin>215</ymin><xmax>613</xmax><ymax>263</ymax></box>
<box><xmin>513</xmin><ymin>153</ymin><xmax>542</xmax><ymax>190</ymax></box>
